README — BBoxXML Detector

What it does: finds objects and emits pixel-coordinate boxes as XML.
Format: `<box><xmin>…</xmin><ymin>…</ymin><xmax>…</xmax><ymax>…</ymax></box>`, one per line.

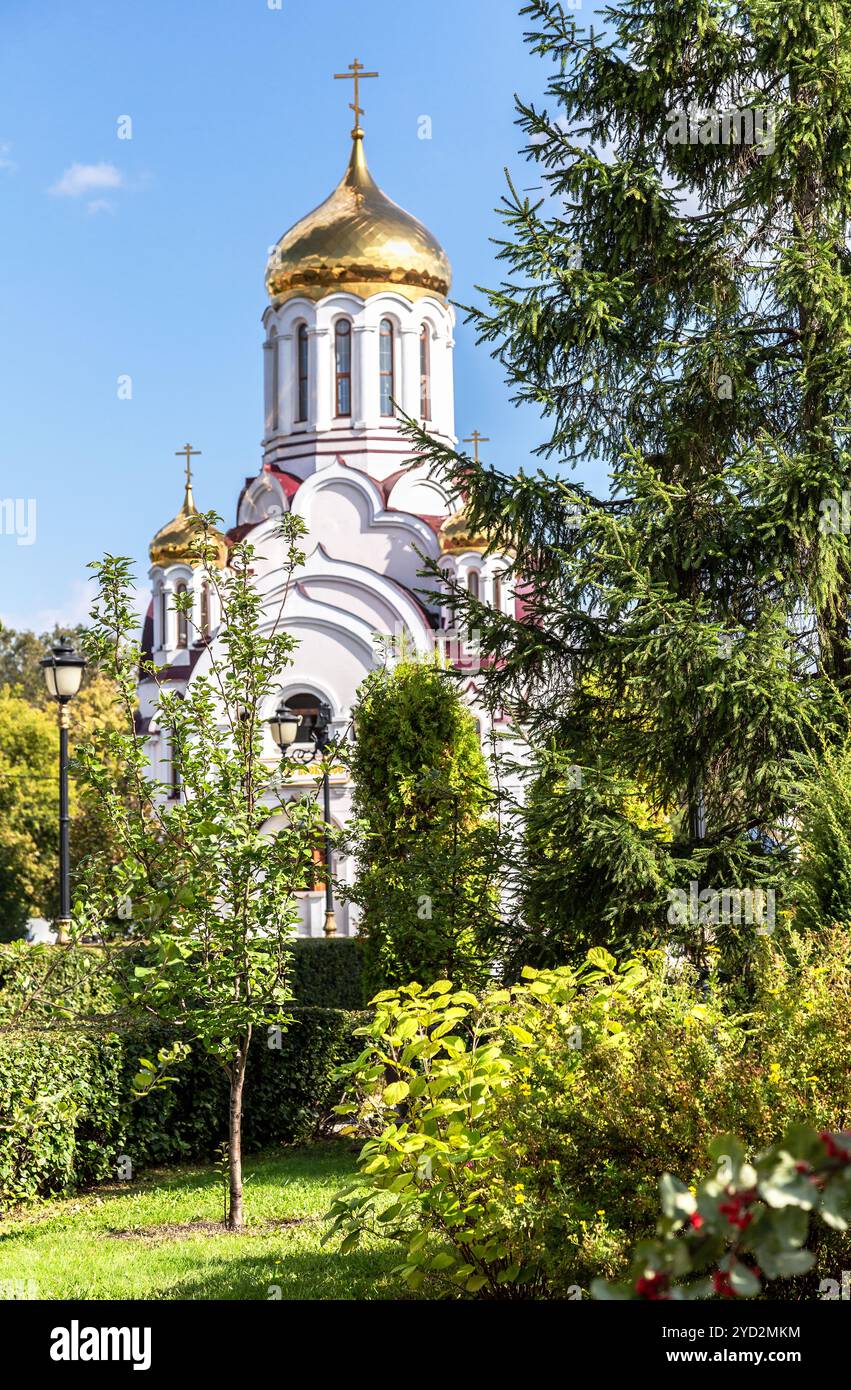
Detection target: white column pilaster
<box><xmin>353</xmin><ymin>324</ymin><xmax>378</xmax><ymax>428</ymax></box>
<box><xmin>400</xmin><ymin>327</ymin><xmax>420</xmax><ymax>421</ymax></box>
<box><xmin>263</xmin><ymin>339</ymin><xmax>276</xmax><ymax>438</ymax></box>
<box><xmin>310</xmin><ymin>327</ymin><xmax>331</xmax><ymax>433</ymax></box>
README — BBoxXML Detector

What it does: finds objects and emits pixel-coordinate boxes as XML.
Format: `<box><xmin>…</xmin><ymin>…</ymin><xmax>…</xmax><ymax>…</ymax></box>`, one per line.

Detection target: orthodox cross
<box><xmin>463</xmin><ymin>430</ymin><xmax>490</xmax><ymax>465</ymax></box>
<box><xmin>175</xmin><ymin>443</ymin><xmax>201</xmax><ymax>497</ymax></box>
<box><xmin>334</xmin><ymin>58</ymin><xmax>379</xmax><ymax>133</ymax></box>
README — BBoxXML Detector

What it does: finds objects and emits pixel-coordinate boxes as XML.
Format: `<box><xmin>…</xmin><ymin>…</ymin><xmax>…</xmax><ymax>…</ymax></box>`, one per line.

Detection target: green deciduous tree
<box><xmin>71</xmin><ymin>514</ymin><xmax>322</xmax><ymax>1229</ymax></box>
<box><xmin>345</xmin><ymin>658</ymin><xmax>500</xmax><ymax>996</ymax></box>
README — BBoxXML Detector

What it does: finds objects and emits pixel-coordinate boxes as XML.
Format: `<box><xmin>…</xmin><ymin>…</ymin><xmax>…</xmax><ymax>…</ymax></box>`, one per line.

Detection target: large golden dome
<box><xmin>149</xmin><ymin>481</ymin><xmax>228</xmax><ymax>569</ymax></box>
<box><xmin>266</xmin><ymin>133</ymin><xmax>451</xmax><ymax>305</ymax></box>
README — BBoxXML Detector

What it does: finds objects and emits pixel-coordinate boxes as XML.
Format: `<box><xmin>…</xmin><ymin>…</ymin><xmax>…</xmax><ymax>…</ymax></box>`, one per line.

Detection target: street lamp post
<box><xmin>268</xmin><ymin>699</ymin><xmax>338</xmax><ymax>938</ymax></box>
<box><xmin>40</xmin><ymin>640</ymin><xmax>87</xmax><ymax>944</ymax></box>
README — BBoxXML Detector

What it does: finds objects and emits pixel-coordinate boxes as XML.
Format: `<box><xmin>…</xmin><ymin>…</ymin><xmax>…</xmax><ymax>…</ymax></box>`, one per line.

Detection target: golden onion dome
<box><xmin>266</xmin><ymin>132</ymin><xmax>451</xmax><ymax>305</ymax></box>
<box><xmin>438</xmin><ymin>508</ymin><xmax>495</xmax><ymax>556</ymax></box>
<box><xmin>149</xmin><ymin>480</ymin><xmax>228</xmax><ymax>569</ymax></box>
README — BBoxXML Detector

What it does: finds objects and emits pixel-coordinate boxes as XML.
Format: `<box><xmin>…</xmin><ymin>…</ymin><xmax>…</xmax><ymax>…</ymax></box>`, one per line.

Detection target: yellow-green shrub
<box><xmin>327</xmin><ymin>935</ymin><xmax>851</xmax><ymax>1297</ymax></box>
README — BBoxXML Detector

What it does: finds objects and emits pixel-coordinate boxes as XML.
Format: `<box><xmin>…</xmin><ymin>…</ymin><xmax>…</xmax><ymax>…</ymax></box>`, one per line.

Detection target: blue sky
<box><xmin>0</xmin><ymin>0</ymin><xmax>588</xmax><ymax>633</ymax></box>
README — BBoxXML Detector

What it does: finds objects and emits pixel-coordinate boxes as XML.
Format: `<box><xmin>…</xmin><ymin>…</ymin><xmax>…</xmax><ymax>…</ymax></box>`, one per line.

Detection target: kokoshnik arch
<box><xmin>139</xmin><ymin>62</ymin><xmax>521</xmax><ymax>936</ymax></box>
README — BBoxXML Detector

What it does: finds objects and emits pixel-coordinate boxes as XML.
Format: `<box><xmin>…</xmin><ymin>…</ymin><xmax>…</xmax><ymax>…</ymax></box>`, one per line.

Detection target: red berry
<box><xmin>636</xmin><ymin>1271</ymin><xmax>670</xmax><ymax>1301</ymax></box>
<box><xmin>690</xmin><ymin>1211</ymin><xmax>704</xmax><ymax>1231</ymax></box>
<box><xmin>820</xmin><ymin>1131</ymin><xmax>851</xmax><ymax>1164</ymax></box>
<box><xmin>719</xmin><ymin>1196</ymin><xmax>753</xmax><ymax>1231</ymax></box>
<box><xmin>713</xmin><ymin>1268</ymin><xmax>735</xmax><ymax>1298</ymax></box>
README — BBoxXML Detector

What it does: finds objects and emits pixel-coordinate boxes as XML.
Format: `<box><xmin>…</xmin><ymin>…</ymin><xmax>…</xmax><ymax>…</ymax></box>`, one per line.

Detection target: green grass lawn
<box><xmin>0</xmin><ymin>1142</ymin><xmax>405</xmax><ymax>1301</ymax></box>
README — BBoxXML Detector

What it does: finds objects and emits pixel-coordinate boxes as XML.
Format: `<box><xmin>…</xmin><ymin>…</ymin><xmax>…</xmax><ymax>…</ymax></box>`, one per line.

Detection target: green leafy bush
<box><xmin>594</xmin><ymin>1125</ymin><xmax>851</xmax><ymax>1301</ymax></box>
<box><xmin>346</xmin><ymin>659</ymin><xmax>500</xmax><ymax>997</ymax></box>
<box><xmin>327</xmin><ymin>937</ymin><xmax>851</xmax><ymax>1297</ymax></box>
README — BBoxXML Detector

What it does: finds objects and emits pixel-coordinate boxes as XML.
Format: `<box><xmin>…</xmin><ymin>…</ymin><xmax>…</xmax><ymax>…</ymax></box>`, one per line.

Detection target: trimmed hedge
<box><xmin>0</xmin><ymin>1029</ymin><xmax>125</xmax><ymax>1208</ymax></box>
<box><xmin>0</xmin><ymin>940</ymin><xmax>365</xmax><ymax>1209</ymax></box>
<box><xmin>124</xmin><ymin>1007</ymin><xmax>361</xmax><ymax>1166</ymax></box>
<box><xmin>292</xmin><ymin>937</ymin><xmax>364</xmax><ymax>1008</ymax></box>
<box><xmin>0</xmin><ymin>1006</ymin><xmax>361</xmax><ymax>1210</ymax></box>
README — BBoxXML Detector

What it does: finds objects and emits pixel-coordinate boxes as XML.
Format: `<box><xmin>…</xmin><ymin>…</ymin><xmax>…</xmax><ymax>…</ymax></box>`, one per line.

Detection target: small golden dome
<box><xmin>266</xmin><ymin>133</ymin><xmax>451</xmax><ymax>305</ymax></box>
<box><xmin>438</xmin><ymin>508</ymin><xmax>494</xmax><ymax>556</ymax></box>
<box><xmin>149</xmin><ymin>482</ymin><xmax>228</xmax><ymax>569</ymax></box>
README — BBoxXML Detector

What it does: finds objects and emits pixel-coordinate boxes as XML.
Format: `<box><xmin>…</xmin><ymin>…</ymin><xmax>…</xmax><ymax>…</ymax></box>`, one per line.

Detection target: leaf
<box><xmin>382</xmin><ymin>1081</ymin><xmax>410</xmax><ymax>1105</ymax></box>
<box><xmin>659</xmin><ymin>1174</ymin><xmax>696</xmax><ymax>1222</ymax></box>
<box><xmin>586</xmin><ymin>947</ymin><xmax>617</xmax><ymax>973</ymax></box>
<box><xmin>821</xmin><ymin>1175</ymin><xmax>851</xmax><ymax>1231</ymax></box>
<box><xmin>727</xmin><ymin>1262</ymin><xmax>761</xmax><ymax>1297</ymax></box>
<box><xmin>430</xmin><ymin>1252</ymin><xmax>455</xmax><ymax>1270</ymax></box>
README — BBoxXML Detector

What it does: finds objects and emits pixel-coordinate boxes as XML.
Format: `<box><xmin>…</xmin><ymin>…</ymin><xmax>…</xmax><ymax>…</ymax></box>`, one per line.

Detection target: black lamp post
<box><xmin>40</xmin><ymin>640</ymin><xmax>87</xmax><ymax>944</ymax></box>
<box><xmin>268</xmin><ymin>699</ymin><xmax>337</xmax><ymax>938</ymax></box>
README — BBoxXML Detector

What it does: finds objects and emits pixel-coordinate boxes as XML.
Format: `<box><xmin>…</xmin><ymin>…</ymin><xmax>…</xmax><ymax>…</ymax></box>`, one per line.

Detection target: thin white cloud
<box><xmin>0</xmin><ymin>579</ymin><xmax>95</xmax><ymax>634</ymax></box>
<box><xmin>0</xmin><ymin>142</ymin><xmax>17</xmax><ymax>173</ymax></box>
<box><xmin>0</xmin><ymin>576</ymin><xmax>149</xmax><ymax>636</ymax></box>
<box><xmin>86</xmin><ymin>198</ymin><xmax>116</xmax><ymax>216</ymax></box>
<box><xmin>49</xmin><ymin>161</ymin><xmax>124</xmax><ymax>199</ymax></box>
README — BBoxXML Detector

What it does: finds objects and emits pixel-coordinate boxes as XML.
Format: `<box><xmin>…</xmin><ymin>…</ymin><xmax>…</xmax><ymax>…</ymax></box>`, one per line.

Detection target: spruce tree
<box><xmin>415</xmin><ymin>0</ymin><xmax>851</xmax><ymax>970</ymax></box>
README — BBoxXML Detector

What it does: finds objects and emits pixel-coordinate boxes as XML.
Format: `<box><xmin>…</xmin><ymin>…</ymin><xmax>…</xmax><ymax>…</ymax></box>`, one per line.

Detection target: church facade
<box><xmin>140</xmin><ymin>94</ymin><xmax>516</xmax><ymax>936</ymax></box>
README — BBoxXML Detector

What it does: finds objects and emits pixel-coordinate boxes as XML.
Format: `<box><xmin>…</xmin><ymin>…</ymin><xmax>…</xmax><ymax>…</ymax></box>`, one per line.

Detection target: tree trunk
<box><xmin>227</xmin><ymin>1030</ymin><xmax>251</xmax><ymax>1231</ymax></box>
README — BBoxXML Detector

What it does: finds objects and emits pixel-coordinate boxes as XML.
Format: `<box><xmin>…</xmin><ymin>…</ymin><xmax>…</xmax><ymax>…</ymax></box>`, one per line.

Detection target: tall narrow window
<box><xmin>158</xmin><ymin>589</ymin><xmax>168</xmax><ymax>649</ymax></box>
<box><xmin>297</xmin><ymin>324</ymin><xmax>309</xmax><ymax>422</ymax></box>
<box><xmin>335</xmin><ymin>320</ymin><xmax>352</xmax><ymax>417</ymax></box>
<box><xmin>175</xmin><ymin>582</ymin><xmax>189</xmax><ymax>649</ymax></box>
<box><xmin>420</xmin><ymin>324</ymin><xmax>431</xmax><ymax>420</ymax></box>
<box><xmin>492</xmin><ymin>572</ymin><xmax>503</xmax><ymax>612</ymax></box>
<box><xmin>379</xmin><ymin>318</ymin><xmax>395</xmax><ymax>417</ymax></box>
<box><xmin>467</xmin><ymin>570</ymin><xmax>480</xmax><ymax>600</ymax></box>
<box><xmin>200</xmin><ymin>581</ymin><xmax>211</xmax><ymax>638</ymax></box>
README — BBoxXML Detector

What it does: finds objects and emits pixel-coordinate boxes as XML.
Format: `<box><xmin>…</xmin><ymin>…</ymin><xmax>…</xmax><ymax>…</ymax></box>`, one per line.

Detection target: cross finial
<box><xmin>175</xmin><ymin>443</ymin><xmax>201</xmax><ymax>504</ymax></box>
<box><xmin>463</xmin><ymin>430</ymin><xmax>491</xmax><ymax>465</ymax></box>
<box><xmin>334</xmin><ymin>58</ymin><xmax>379</xmax><ymax>138</ymax></box>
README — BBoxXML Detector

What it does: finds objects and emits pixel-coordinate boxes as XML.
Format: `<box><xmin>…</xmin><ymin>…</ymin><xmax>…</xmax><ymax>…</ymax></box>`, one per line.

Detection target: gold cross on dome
<box><xmin>334</xmin><ymin>58</ymin><xmax>379</xmax><ymax>134</ymax></box>
<box><xmin>463</xmin><ymin>430</ymin><xmax>491</xmax><ymax>465</ymax></box>
<box><xmin>175</xmin><ymin>443</ymin><xmax>201</xmax><ymax>491</ymax></box>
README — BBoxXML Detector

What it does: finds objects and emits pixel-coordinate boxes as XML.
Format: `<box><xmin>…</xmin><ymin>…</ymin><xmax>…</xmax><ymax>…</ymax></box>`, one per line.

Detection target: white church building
<box><xmin>139</xmin><ymin>82</ymin><xmax>517</xmax><ymax>936</ymax></box>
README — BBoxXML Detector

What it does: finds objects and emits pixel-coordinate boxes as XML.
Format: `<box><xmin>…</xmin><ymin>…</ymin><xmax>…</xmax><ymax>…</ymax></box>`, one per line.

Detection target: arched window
<box><xmin>379</xmin><ymin>319</ymin><xmax>395</xmax><ymax>417</ymax></box>
<box><xmin>158</xmin><ymin>589</ymin><xmax>168</xmax><ymax>649</ymax></box>
<box><xmin>420</xmin><ymin>324</ymin><xmax>431</xmax><ymax>420</ymax></box>
<box><xmin>200</xmin><ymin>581</ymin><xmax>211</xmax><ymax>638</ymax></box>
<box><xmin>467</xmin><ymin>570</ymin><xmax>480</xmax><ymax>600</ymax></box>
<box><xmin>297</xmin><ymin>842</ymin><xmax>326</xmax><ymax>894</ymax></box>
<box><xmin>334</xmin><ymin>320</ymin><xmax>352</xmax><ymax>417</ymax></box>
<box><xmin>296</xmin><ymin>324</ymin><xmax>309</xmax><ymax>422</ymax></box>
<box><xmin>284</xmin><ymin>692</ymin><xmax>322</xmax><ymax>743</ymax></box>
<box><xmin>175</xmin><ymin>582</ymin><xmax>189</xmax><ymax>649</ymax></box>
<box><xmin>492</xmin><ymin>572</ymin><xmax>503</xmax><ymax>612</ymax></box>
